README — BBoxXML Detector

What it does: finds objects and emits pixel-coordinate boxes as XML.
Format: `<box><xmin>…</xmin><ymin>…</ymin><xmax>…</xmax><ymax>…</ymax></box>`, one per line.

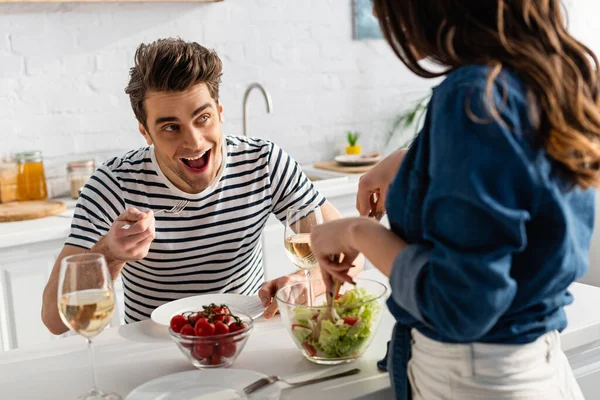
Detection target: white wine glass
<box><xmin>284</xmin><ymin>205</ymin><xmax>323</xmax><ymax>306</ymax></box>
<box><xmin>58</xmin><ymin>253</ymin><xmax>121</xmax><ymax>400</ymax></box>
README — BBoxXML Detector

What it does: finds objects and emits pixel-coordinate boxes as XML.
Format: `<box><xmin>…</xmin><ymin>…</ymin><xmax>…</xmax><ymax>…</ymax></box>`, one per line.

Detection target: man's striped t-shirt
<box><xmin>65</xmin><ymin>135</ymin><xmax>326</xmax><ymax>323</ymax></box>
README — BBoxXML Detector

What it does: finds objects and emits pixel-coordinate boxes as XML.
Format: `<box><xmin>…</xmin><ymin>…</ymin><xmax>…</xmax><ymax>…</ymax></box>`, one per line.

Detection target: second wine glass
<box><xmin>283</xmin><ymin>205</ymin><xmax>324</xmax><ymax>306</ymax></box>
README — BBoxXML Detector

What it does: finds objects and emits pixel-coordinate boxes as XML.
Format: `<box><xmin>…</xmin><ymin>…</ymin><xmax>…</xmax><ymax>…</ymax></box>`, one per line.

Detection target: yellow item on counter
<box><xmin>346</xmin><ymin>145</ymin><xmax>362</xmax><ymax>155</ymax></box>
<box><xmin>16</xmin><ymin>151</ymin><xmax>48</xmax><ymax>201</ymax></box>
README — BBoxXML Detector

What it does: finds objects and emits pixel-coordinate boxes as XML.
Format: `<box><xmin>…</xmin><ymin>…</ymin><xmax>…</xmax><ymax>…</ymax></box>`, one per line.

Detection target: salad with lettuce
<box><xmin>289</xmin><ymin>287</ymin><xmax>381</xmax><ymax>358</ymax></box>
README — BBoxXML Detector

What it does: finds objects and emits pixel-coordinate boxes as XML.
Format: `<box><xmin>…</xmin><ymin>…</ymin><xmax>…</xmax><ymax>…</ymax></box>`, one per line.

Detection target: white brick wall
<box><xmin>4</xmin><ymin>0</ymin><xmax>600</xmax><ymax>281</ymax></box>
<box><xmin>0</xmin><ymin>1</ymin><xmax>432</xmax><ymax>178</ymax></box>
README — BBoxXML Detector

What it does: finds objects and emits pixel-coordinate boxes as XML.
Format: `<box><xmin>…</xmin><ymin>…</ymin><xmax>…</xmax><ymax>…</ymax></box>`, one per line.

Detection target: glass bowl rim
<box><xmin>275</xmin><ymin>277</ymin><xmax>388</xmax><ymax>308</ymax></box>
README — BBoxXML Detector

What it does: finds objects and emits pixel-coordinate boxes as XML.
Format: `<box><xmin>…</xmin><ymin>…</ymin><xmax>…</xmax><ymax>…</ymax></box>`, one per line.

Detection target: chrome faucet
<box><xmin>243</xmin><ymin>83</ymin><xmax>273</xmax><ymax>137</ymax></box>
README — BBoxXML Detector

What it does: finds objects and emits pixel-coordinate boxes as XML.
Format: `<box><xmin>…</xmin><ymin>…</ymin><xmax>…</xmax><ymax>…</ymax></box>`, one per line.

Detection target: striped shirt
<box><xmin>66</xmin><ymin>136</ymin><xmax>326</xmax><ymax>323</ymax></box>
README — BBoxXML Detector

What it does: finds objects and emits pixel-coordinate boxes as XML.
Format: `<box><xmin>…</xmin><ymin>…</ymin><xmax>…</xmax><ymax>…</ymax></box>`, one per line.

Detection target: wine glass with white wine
<box><xmin>284</xmin><ymin>205</ymin><xmax>324</xmax><ymax>306</ymax></box>
<box><xmin>58</xmin><ymin>253</ymin><xmax>121</xmax><ymax>400</ymax></box>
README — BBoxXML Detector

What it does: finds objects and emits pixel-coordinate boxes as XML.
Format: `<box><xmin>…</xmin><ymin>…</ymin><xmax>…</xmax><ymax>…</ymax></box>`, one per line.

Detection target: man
<box><xmin>41</xmin><ymin>38</ymin><xmax>362</xmax><ymax>334</ymax></box>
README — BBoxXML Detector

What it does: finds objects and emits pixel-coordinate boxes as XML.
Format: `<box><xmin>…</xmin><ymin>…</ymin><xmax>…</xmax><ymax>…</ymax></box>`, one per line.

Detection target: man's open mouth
<box><xmin>180</xmin><ymin>150</ymin><xmax>211</xmax><ymax>172</ymax></box>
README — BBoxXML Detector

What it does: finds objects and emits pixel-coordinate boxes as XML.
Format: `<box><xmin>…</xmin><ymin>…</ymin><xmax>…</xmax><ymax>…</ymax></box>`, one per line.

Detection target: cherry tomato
<box><xmin>211</xmin><ymin>306</ymin><xmax>224</xmax><ymax>321</ymax></box>
<box><xmin>302</xmin><ymin>342</ymin><xmax>317</xmax><ymax>356</ymax></box>
<box><xmin>214</xmin><ymin>321</ymin><xmax>230</xmax><ymax>335</ymax></box>
<box><xmin>220</xmin><ymin>307</ymin><xmax>232</xmax><ymax>324</ymax></box>
<box><xmin>194</xmin><ymin>318</ymin><xmax>216</xmax><ymax>336</ymax></box>
<box><xmin>180</xmin><ymin>324</ymin><xmax>195</xmax><ymax>336</ymax></box>
<box><xmin>342</xmin><ymin>317</ymin><xmax>359</xmax><ymax>326</ymax></box>
<box><xmin>335</xmin><ymin>293</ymin><xmax>342</xmax><ymax>300</ymax></box>
<box><xmin>188</xmin><ymin>313</ymin><xmax>199</xmax><ymax>326</ymax></box>
<box><xmin>209</xmin><ymin>355</ymin><xmax>222</xmax><ymax>365</ymax></box>
<box><xmin>192</xmin><ymin>343</ymin><xmax>214</xmax><ymax>360</ymax></box>
<box><xmin>170</xmin><ymin>315</ymin><xmax>187</xmax><ymax>333</ymax></box>
<box><xmin>179</xmin><ymin>324</ymin><xmax>195</xmax><ymax>348</ymax></box>
<box><xmin>229</xmin><ymin>321</ymin><xmax>247</xmax><ymax>333</ymax></box>
<box><xmin>217</xmin><ymin>342</ymin><xmax>237</xmax><ymax>358</ymax></box>
<box><xmin>311</xmin><ymin>312</ymin><xmax>320</xmax><ymax>321</ymax></box>
<box><xmin>206</xmin><ymin>306</ymin><xmax>229</xmax><ymax>323</ymax></box>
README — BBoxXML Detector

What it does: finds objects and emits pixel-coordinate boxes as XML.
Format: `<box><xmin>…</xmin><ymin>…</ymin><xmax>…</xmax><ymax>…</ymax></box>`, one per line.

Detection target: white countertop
<box><xmin>0</xmin><ymin>166</ymin><xmax>360</xmax><ymax>250</ymax></box>
<box><xmin>1</xmin><ymin>269</ymin><xmax>600</xmax><ymax>400</ymax></box>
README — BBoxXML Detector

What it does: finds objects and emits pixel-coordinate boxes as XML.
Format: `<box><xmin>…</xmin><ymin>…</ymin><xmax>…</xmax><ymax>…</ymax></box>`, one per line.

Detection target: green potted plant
<box><xmin>346</xmin><ymin>131</ymin><xmax>361</xmax><ymax>155</ymax></box>
<box><xmin>385</xmin><ymin>94</ymin><xmax>430</xmax><ymax>151</ymax></box>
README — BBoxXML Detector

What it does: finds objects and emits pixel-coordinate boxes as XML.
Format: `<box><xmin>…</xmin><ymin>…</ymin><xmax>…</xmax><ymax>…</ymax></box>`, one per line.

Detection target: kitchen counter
<box><xmin>3</xmin><ymin>269</ymin><xmax>600</xmax><ymax>399</ymax></box>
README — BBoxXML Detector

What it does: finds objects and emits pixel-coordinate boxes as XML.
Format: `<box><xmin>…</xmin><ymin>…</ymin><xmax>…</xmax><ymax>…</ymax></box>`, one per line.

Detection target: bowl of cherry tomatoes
<box><xmin>168</xmin><ymin>303</ymin><xmax>253</xmax><ymax>368</ymax></box>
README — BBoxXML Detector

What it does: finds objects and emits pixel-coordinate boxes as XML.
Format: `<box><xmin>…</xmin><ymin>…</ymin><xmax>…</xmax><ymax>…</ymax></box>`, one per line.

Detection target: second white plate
<box><xmin>151</xmin><ymin>294</ymin><xmax>264</xmax><ymax>327</ymax></box>
<box><xmin>125</xmin><ymin>369</ymin><xmax>280</xmax><ymax>400</ymax></box>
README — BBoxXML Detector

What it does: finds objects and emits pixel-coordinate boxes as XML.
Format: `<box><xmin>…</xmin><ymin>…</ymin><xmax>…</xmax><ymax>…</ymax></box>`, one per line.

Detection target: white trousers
<box><xmin>408</xmin><ymin>329</ymin><xmax>585</xmax><ymax>400</ymax></box>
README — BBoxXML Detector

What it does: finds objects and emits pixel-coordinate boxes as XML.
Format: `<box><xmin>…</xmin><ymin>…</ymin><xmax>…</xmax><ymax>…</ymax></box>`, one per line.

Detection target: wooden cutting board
<box><xmin>314</xmin><ymin>160</ymin><xmax>377</xmax><ymax>174</ymax></box>
<box><xmin>0</xmin><ymin>200</ymin><xmax>67</xmax><ymax>222</ymax></box>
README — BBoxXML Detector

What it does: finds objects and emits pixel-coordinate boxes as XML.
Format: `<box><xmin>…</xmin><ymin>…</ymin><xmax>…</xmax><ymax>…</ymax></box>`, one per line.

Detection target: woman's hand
<box><xmin>310</xmin><ymin>218</ymin><xmax>370</xmax><ymax>291</ymax></box>
<box><xmin>356</xmin><ymin>149</ymin><xmax>409</xmax><ymax>217</ymax></box>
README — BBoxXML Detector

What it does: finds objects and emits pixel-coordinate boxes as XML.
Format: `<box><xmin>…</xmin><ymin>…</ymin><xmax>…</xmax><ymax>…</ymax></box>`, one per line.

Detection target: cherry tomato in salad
<box><xmin>194</xmin><ymin>318</ymin><xmax>216</xmax><ymax>336</ymax></box>
<box><xmin>342</xmin><ymin>317</ymin><xmax>359</xmax><ymax>326</ymax></box>
<box><xmin>302</xmin><ymin>342</ymin><xmax>317</xmax><ymax>356</ymax></box>
<box><xmin>170</xmin><ymin>315</ymin><xmax>187</xmax><ymax>333</ymax></box>
<box><xmin>214</xmin><ymin>321</ymin><xmax>230</xmax><ymax>335</ymax></box>
<box><xmin>229</xmin><ymin>321</ymin><xmax>247</xmax><ymax>333</ymax></box>
<box><xmin>335</xmin><ymin>293</ymin><xmax>342</xmax><ymax>300</ymax></box>
<box><xmin>192</xmin><ymin>343</ymin><xmax>214</xmax><ymax>360</ymax></box>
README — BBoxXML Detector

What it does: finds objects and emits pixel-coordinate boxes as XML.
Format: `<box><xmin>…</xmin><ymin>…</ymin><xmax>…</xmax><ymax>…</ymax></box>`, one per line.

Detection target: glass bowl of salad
<box><xmin>276</xmin><ymin>278</ymin><xmax>388</xmax><ymax>365</ymax></box>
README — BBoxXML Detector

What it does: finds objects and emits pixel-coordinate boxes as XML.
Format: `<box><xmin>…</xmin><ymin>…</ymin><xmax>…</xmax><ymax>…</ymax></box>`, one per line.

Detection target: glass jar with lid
<box><xmin>67</xmin><ymin>159</ymin><xmax>96</xmax><ymax>199</ymax></box>
<box><xmin>16</xmin><ymin>151</ymin><xmax>48</xmax><ymax>201</ymax></box>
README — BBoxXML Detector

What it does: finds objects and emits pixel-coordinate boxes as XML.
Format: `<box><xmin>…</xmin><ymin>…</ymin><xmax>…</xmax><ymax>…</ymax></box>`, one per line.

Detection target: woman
<box><xmin>310</xmin><ymin>1</ymin><xmax>600</xmax><ymax>399</ymax></box>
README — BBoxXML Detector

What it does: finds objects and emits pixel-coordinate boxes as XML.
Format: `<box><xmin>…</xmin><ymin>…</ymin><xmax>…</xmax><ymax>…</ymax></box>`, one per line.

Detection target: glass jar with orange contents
<box><xmin>16</xmin><ymin>151</ymin><xmax>48</xmax><ymax>201</ymax></box>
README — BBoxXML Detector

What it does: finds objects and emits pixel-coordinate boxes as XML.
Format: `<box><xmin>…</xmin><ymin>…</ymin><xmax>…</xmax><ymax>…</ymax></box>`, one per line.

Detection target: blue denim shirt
<box><xmin>384</xmin><ymin>65</ymin><xmax>595</xmax><ymax>398</ymax></box>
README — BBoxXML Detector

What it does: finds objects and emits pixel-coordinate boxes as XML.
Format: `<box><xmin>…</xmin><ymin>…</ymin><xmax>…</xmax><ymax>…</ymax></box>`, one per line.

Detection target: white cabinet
<box><xmin>0</xmin><ymin>239</ymin><xmax>63</xmax><ymax>350</ymax></box>
<box><xmin>0</xmin><ymin>239</ymin><xmax>125</xmax><ymax>352</ymax></box>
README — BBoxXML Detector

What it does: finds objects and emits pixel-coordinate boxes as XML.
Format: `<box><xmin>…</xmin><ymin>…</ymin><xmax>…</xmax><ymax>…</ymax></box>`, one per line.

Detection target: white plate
<box><xmin>151</xmin><ymin>294</ymin><xmax>265</xmax><ymax>327</ymax></box>
<box><xmin>125</xmin><ymin>369</ymin><xmax>281</xmax><ymax>400</ymax></box>
<box><xmin>334</xmin><ymin>154</ymin><xmax>382</xmax><ymax>166</ymax></box>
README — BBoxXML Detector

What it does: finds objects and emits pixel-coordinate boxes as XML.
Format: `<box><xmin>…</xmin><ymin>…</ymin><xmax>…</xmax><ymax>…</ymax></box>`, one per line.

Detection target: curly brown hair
<box><xmin>125</xmin><ymin>38</ymin><xmax>223</xmax><ymax>128</ymax></box>
<box><xmin>373</xmin><ymin>0</ymin><xmax>600</xmax><ymax>188</ymax></box>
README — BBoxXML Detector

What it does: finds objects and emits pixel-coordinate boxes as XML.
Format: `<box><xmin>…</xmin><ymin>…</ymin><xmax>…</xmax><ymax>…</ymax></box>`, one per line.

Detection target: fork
<box><xmin>243</xmin><ymin>368</ymin><xmax>360</xmax><ymax>395</ymax></box>
<box><xmin>368</xmin><ymin>193</ymin><xmax>384</xmax><ymax>221</ymax></box>
<box><xmin>153</xmin><ymin>199</ymin><xmax>189</xmax><ymax>215</ymax></box>
<box><xmin>121</xmin><ymin>200</ymin><xmax>189</xmax><ymax>229</ymax></box>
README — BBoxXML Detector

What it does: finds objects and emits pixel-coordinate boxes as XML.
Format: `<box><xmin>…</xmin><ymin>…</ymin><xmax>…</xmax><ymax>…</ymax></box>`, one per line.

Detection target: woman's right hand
<box><xmin>356</xmin><ymin>149</ymin><xmax>409</xmax><ymax>217</ymax></box>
